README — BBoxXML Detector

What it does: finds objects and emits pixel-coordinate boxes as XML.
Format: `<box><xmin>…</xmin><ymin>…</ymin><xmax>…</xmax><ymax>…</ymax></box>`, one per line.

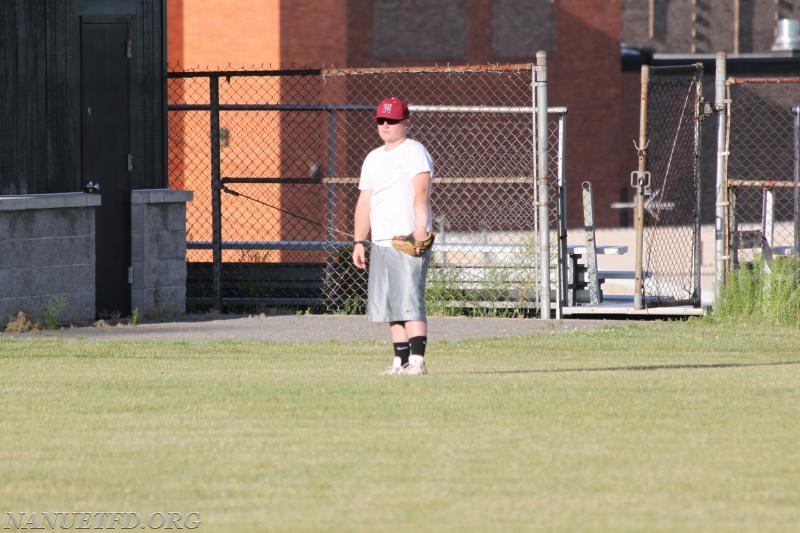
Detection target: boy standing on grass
<box><xmin>352</xmin><ymin>97</ymin><xmax>435</xmax><ymax>376</ymax></box>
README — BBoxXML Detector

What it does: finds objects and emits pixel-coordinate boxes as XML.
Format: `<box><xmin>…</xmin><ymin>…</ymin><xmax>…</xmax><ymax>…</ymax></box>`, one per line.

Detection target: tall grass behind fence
<box><xmin>167</xmin><ymin>65</ymin><xmax>563</xmax><ymax>314</ymax></box>
<box><xmin>642</xmin><ymin>65</ymin><xmax>704</xmax><ymax>306</ymax></box>
<box><xmin>715</xmin><ymin>255</ymin><xmax>800</xmax><ymax>326</ymax></box>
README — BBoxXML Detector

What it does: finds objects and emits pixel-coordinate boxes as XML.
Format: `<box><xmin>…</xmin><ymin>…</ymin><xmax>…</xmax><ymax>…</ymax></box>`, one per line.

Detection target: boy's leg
<box><xmin>381</xmin><ymin>322</ymin><xmax>409</xmax><ymax>375</ymax></box>
<box><xmin>390</xmin><ymin>321</ymin><xmax>410</xmax><ymax>342</ymax></box>
<box><xmin>404</xmin><ymin>320</ymin><xmax>426</xmax><ymax>339</ymax></box>
<box><xmin>403</xmin><ymin>320</ymin><xmax>428</xmax><ymax>375</ymax></box>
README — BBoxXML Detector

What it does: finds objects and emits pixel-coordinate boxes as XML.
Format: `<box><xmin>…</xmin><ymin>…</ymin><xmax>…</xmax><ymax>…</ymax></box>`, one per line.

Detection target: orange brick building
<box><xmin>167</xmin><ymin>0</ymin><xmax>625</xmax><ymax>229</ymax></box>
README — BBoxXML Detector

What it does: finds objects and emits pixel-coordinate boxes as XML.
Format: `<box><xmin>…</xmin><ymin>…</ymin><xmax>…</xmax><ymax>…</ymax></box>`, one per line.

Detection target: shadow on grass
<box><xmin>457</xmin><ymin>360</ymin><xmax>800</xmax><ymax>375</ymax></box>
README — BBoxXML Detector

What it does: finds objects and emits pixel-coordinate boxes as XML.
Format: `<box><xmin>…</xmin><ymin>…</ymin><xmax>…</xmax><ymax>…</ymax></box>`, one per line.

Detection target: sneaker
<box><xmin>401</xmin><ymin>361</ymin><xmax>428</xmax><ymax>375</ymax></box>
<box><xmin>381</xmin><ymin>365</ymin><xmax>403</xmax><ymax>376</ymax></box>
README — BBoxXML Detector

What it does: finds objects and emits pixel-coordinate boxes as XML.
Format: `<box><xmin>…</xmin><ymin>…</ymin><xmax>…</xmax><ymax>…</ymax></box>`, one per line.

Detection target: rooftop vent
<box><xmin>772</xmin><ymin>18</ymin><xmax>800</xmax><ymax>52</ymax></box>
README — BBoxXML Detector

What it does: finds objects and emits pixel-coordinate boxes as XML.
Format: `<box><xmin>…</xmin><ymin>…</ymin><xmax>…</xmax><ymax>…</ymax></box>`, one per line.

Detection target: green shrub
<box><xmin>42</xmin><ymin>296</ymin><xmax>67</xmax><ymax>330</ymax></box>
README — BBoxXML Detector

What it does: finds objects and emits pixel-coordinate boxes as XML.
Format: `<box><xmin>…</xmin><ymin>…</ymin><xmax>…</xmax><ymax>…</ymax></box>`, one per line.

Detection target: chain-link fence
<box><xmin>167</xmin><ymin>64</ymin><xmax>566</xmax><ymax>315</ymax></box>
<box><xmin>640</xmin><ymin>64</ymin><xmax>704</xmax><ymax>306</ymax></box>
<box><xmin>726</xmin><ymin>77</ymin><xmax>800</xmax><ymax>270</ymax></box>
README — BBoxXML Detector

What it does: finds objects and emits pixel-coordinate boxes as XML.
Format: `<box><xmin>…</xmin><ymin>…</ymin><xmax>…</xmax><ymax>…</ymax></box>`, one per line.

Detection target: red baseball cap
<box><xmin>375</xmin><ymin>97</ymin><xmax>410</xmax><ymax>120</ymax></box>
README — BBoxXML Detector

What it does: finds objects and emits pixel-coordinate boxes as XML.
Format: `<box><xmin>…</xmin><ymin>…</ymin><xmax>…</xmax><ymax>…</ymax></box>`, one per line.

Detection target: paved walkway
<box><xmin>2</xmin><ymin>314</ymin><xmax>630</xmax><ymax>343</ymax></box>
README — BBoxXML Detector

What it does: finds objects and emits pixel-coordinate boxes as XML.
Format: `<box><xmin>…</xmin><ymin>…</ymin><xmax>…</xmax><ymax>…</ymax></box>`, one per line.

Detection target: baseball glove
<box><xmin>391</xmin><ymin>232</ymin><xmax>435</xmax><ymax>257</ymax></box>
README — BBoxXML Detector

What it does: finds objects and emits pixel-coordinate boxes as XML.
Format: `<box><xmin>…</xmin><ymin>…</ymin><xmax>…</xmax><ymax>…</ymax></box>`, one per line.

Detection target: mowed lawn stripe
<box><xmin>1</xmin><ymin>320</ymin><xmax>799</xmax><ymax>531</ymax></box>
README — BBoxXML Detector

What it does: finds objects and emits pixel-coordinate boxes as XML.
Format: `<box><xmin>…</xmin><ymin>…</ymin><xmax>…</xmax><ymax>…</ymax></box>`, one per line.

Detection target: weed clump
<box><xmin>714</xmin><ymin>255</ymin><xmax>800</xmax><ymax>327</ymax></box>
<box><xmin>5</xmin><ymin>311</ymin><xmax>37</xmax><ymax>333</ymax></box>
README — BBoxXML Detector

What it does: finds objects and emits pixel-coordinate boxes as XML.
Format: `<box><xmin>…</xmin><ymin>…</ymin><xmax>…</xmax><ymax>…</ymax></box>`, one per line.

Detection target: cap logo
<box><xmin>382</xmin><ymin>103</ymin><xmax>393</xmax><ymax>114</ymax></box>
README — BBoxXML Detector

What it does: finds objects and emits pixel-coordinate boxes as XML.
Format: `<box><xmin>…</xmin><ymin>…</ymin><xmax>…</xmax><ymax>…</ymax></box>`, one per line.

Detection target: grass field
<box><xmin>1</xmin><ymin>319</ymin><xmax>799</xmax><ymax>532</ymax></box>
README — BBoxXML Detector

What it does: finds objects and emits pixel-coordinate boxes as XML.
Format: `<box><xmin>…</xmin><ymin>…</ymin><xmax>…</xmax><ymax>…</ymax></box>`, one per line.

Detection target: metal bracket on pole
<box><xmin>630</xmin><ymin>170</ymin><xmax>652</xmax><ymax>191</ymax></box>
<box><xmin>698</xmin><ymin>97</ymin><xmax>714</xmax><ymax>120</ymax></box>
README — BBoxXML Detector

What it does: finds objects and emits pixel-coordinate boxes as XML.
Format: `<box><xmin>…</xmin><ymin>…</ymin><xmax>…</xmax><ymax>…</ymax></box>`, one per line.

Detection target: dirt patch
<box><xmin>2</xmin><ymin>313</ymin><xmax>632</xmax><ymax>343</ymax></box>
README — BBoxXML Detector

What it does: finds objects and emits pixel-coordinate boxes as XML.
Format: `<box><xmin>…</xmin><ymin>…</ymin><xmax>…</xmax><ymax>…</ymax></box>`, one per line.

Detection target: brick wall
<box><xmin>552</xmin><ymin>1</ymin><xmax>624</xmax><ymax>228</ymax></box>
<box><xmin>280</xmin><ymin>1</ymin><xmax>347</xmax><ymax>66</ymax></box>
<box><xmin>168</xmin><ymin>0</ymin><xmax>627</xmax><ymax>228</ymax></box>
<box><xmin>167</xmin><ymin>0</ymin><xmax>281</xmax><ymax>68</ymax></box>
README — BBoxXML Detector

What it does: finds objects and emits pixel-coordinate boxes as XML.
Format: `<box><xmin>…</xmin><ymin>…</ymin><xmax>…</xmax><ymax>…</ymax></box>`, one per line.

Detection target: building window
<box><xmin>491</xmin><ymin>0</ymin><xmax>554</xmax><ymax>59</ymax></box>
<box><xmin>373</xmin><ymin>0</ymin><xmax>468</xmax><ymax>60</ymax></box>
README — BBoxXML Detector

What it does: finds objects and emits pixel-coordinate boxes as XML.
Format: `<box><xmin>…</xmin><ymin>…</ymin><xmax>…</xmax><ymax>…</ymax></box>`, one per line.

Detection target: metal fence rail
<box><xmin>167</xmin><ymin>63</ymin><xmax>566</xmax><ymax>315</ymax></box>
<box><xmin>725</xmin><ymin>77</ymin><xmax>800</xmax><ymax>270</ymax></box>
<box><xmin>639</xmin><ymin>64</ymin><xmax>704</xmax><ymax>307</ymax></box>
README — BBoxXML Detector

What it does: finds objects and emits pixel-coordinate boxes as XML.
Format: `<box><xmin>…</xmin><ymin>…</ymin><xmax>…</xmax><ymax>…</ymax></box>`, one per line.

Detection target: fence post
<box><xmin>714</xmin><ymin>52</ymin><xmax>727</xmax><ymax>307</ymax></box>
<box><xmin>325</xmin><ymin>110</ymin><xmax>337</xmax><ymax>293</ymax></box>
<box><xmin>633</xmin><ymin>65</ymin><xmax>650</xmax><ymax>310</ymax></box>
<box><xmin>535</xmin><ymin>50</ymin><xmax>551</xmax><ymax>319</ymax></box>
<box><xmin>692</xmin><ymin>64</ymin><xmax>704</xmax><ymax>304</ymax></box>
<box><xmin>793</xmin><ymin>106</ymin><xmax>800</xmax><ymax>263</ymax></box>
<box><xmin>210</xmin><ymin>75</ymin><xmax>222</xmax><ymax>312</ymax></box>
<box><xmin>729</xmin><ymin>187</ymin><xmax>738</xmax><ymax>268</ymax></box>
<box><xmin>556</xmin><ymin>111</ymin><xmax>568</xmax><ymax>317</ymax></box>
<box><xmin>581</xmin><ymin>181</ymin><xmax>601</xmax><ymax>304</ymax></box>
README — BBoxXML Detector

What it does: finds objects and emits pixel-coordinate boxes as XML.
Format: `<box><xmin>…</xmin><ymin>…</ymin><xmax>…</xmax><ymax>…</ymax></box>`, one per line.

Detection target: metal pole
<box><xmin>582</xmin><ymin>182</ymin><xmax>601</xmax><ymax>304</ymax></box>
<box><xmin>714</xmin><ymin>52</ymin><xmax>728</xmax><ymax>307</ymax></box>
<box><xmin>729</xmin><ymin>188</ymin><xmax>739</xmax><ymax>269</ymax></box>
<box><xmin>556</xmin><ymin>111</ymin><xmax>568</xmax><ymax>318</ymax></box>
<box><xmin>536</xmin><ymin>50</ymin><xmax>551</xmax><ymax>319</ymax></box>
<box><xmin>690</xmin><ymin>0</ymin><xmax>697</xmax><ymax>54</ymax></box>
<box><xmin>692</xmin><ymin>65</ymin><xmax>703</xmax><ymax>304</ymax></box>
<box><xmin>325</xmin><ymin>111</ymin><xmax>337</xmax><ymax>292</ymax></box>
<box><xmin>733</xmin><ymin>0</ymin><xmax>740</xmax><ymax>54</ymax></box>
<box><xmin>210</xmin><ymin>75</ymin><xmax>222</xmax><ymax>312</ymax></box>
<box><xmin>763</xmin><ymin>188</ymin><xmax>775</xmax><ymax>252</ymax></box>
<box><xmin>793</xmin><ymin>106</ymin><xmax>800</xmax><ymax>263</ymax></box>
<box><xmin>633</xmin><ymin>65</ymin><xmax>650</xmax><ymax>310</ymax></box>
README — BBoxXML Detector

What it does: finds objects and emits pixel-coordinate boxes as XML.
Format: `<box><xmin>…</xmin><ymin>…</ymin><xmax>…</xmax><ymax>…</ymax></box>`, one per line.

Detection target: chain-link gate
<box><xmin>167</xmin><ymin>64</ymin><xmax>566</xmax><ymax>316</ymax></box>
<box><xmin>636</xmin><ymin>64</ymin><xmax>704</xmax><ymax>307</ymax></box>
<box><xmin>725</xmin><ymin>77</ymin><xmax>800</xmax><ymax>272</ymax></box>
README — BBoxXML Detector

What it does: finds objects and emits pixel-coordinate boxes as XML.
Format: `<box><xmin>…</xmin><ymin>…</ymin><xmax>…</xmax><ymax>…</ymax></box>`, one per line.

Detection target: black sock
<box><xmin>393</xmin><ymin>342</ymin><xmax>410</xmax><ymax>365</ymax></box>
<box><xmin>409</xmin><ymin>336</ymin><xmax>427</xmax><ymax>357</ymax></box>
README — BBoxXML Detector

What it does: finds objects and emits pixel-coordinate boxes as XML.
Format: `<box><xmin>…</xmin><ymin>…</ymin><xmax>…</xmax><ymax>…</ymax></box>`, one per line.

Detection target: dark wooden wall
<box><xmin>0</xmin><ymin>0</ymin><xmax>165</xmax><ymax>195</ymax></box>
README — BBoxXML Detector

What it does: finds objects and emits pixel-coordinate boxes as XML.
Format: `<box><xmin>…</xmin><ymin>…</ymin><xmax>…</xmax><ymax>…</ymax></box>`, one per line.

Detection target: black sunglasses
<box><xmin>376</xmin><ymin>117</ymin><xmax>403</xmax><ymax>125</ymax></box>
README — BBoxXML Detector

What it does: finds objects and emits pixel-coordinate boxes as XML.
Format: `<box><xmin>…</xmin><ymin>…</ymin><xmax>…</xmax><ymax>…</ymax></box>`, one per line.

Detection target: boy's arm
<box><xmin>352</xmin><ymin>189</ymin><xmax>371</xmax><ymax>269</ymax></box>
<box><xmin>411</xmin><ymin>171</ymin><xmax>432</xmax><ymax>240</ymax></box>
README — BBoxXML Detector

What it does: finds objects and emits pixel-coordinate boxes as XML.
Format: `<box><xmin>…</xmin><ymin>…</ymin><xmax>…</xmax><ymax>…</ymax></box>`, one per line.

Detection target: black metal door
<box><xmin>81</xmin><ymin>18</ymin><xmax>132</xmax><ymax>317</ymax></box>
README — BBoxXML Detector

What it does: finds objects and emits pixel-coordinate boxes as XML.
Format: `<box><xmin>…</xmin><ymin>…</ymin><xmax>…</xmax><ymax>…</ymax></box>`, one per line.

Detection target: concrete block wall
<box><xmin>131</xmin><ymin>189</ymin><xmax>193</xmax><ymax>317</ymax></box>
<box><xmin>0</xmin><ymin>193</ymin><xmax>101</xmax><ymax>325</ymax></box>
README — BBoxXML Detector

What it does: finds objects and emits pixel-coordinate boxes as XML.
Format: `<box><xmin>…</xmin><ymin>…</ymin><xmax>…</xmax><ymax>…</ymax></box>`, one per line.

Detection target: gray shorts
<box><xmin>367</xmin><ymin>245</ymin><xmax>430</xmax><ymax>323</ymax></box>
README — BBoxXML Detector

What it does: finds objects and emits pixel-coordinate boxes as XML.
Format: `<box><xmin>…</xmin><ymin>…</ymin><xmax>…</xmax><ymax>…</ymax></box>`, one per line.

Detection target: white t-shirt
<box><xmin>358</xmin><ymin>138</ymin><xmax>434</xmax><ymax>247</ymax></box>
